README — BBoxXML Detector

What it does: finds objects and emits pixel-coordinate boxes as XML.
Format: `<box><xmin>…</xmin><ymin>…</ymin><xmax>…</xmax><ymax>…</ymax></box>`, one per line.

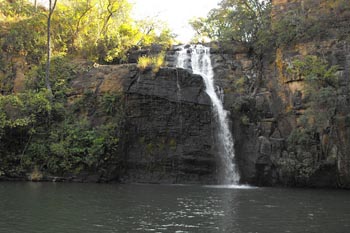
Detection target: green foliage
<box><xmin>135</xmin><ymin>18</ymin><xmax>174</xmax><ymax>47</ymax></box>
<box><xmin>0</xmin><ymin>0</ymin><xmax>174</xmax><ymax>178</ymax></box>
<box><xmin>0</xmin><ymin>90</ymin><xmax>51</xmax><ymax>132</ymax></box>
<box><xmin>0</xmin><ymin>0</ymin><xmax>37</xmax><ymax>18</ymax></box>
<box><xmin>146</xmin><ymin>142</ymin><xmax>155</xmax><ymax>155</ymax></box>
<box><xmin>51</xmin><ymin>120</ymin><xmax>119</xmax><ymax>173</ymax></box>
<box><xmin>287</xmin><ymin>128</ymin><xmax>315</xmax><ymax>149</ymax></box>
<box><xmin>191</xmin><ymin>0</ymin><xmax>348</xmax><ymax>55</ymax></box>
<box><xmin>232</xmin><ymin>76</ymin><xmax>250</xmax><ymax>95</ymax></box>
<box><xmin>26</xmin><ymin>55</ymin><xmax>77</xmax><ymax>102</ymax></box>
<box><xmin>137</xmin><ymin>52</ymin><xmax>166</xmax><ymax>73</ymax></box>
<box><xmin>1</xmin><ymin>15</ymin><xmax>47</xmax><ymax>64</ymax></box>
<box><xmin>278</xmin><ymin>55</ymin><xmax>344</xmax><ymax>184</ymax></box>
<box><xmin>288</xmin><ymin>56</ymin><xmax>339</xmax><ymax>125</ymax></box>
<box><xmin>0</xmin><ymin>0</ymin><xmax>175</xmax><ymax>65</ymax></box>
<box><xmin>51</xmin><ymin>0</ymin><xmax>133</xmax><ymax>60</ymax></box>
<box><xmin>0</xmin><ymin>88</ymin><xmax>124</xmax><ymax>176</ymax></box>
<box><xmin>287</xmin><ymin>56</ymin><xmax>340</xmax><ymax>160</ymax></box>
<box><xmin>190</xmin><ymin>0</ymin><xmax>272</xmax><ymax>54</ymax></box>
<box><xmin>289</xmin><ymin>56</ymin><xmax>339</xmax><ymax>90</ymax></box>
<box><xmin>169</xmin><ymin>138</ymin><xmax>177</xmax><ymax>150</ymax></box>
<box><xmin>50</xmin><ymin>0</ymin><xmax>174</xmax><ymax>63</ymax></box>
<box><xmin>102</xmin><ymin>92</ymin><xmax>123</xmax><ymax>116</ymax></box>
<box><xmin>272</xmin><ymin>0</ymin><xmax>350</xmax><ymax>46</ymax></box>
<box><xmin>277</xmin><ymin>150</ymin><xmax>315</xmax><ymax>184</ymax></box>
<box><xmin>0</xmin><ymin>89</ymin><xmax>52</xmax><ymax>176</ymax></box>
<box><xmin>0</xmin><ymin>57</ymin><xmax>125</xmax><ymax>178</ymax></box>
<box><xmin>273</xmin><ymin>10</ymin><xmax>325</xmax><ymax>46</ymax></box>
<box><xmin>240</xmin><ymin>115</ymin><xmax>250</xmax><ymax>125</ymax></box>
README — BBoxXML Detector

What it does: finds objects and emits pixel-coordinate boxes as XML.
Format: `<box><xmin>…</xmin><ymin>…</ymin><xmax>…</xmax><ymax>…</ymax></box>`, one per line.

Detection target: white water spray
<box><xmin>176</xmin><ymin>44</ymin><xmax>240</xmax><ymax>184</ymax></box>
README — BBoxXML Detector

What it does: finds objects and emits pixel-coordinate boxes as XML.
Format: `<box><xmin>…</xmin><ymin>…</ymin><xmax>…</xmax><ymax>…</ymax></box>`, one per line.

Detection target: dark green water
<box><xmin>0</xmin><ymin>182</ymin><xmax>349</xmax><ymax>233</ymax></box>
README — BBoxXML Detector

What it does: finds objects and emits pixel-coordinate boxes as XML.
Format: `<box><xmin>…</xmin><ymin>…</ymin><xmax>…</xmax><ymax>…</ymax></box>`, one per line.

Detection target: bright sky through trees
<box><xmin>130</xmin><ymin>0</ymin><xmax>220</xmax><ymax>42</ymax></box>
<box><xmin>32</xmin><ymin>0</ymin><xmax>220</xmax><ymax>42</ymax></box>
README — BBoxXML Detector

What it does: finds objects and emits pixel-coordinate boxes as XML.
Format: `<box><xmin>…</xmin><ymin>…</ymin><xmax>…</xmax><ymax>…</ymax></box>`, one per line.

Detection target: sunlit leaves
<box><xmin>137</xmin><ymin>52</ymin><xmax>166</xmax><ymax>73</ymax></box>
<box><xmin>190</xmin><ymin>0</ymin><xmax>271</xmax><ymax>48</ymax></box>
<box><xmin>288</xmin><ymin>55</ymin><xmax>339</xmax><ymax>132</ymax></box>
<box><xmin>1</xmin><ymin>0</ymin><xmax>174</xmax><ymax>65</ymax></box>
<box><xmin>0</xmin><ymin>90</ymin><xmax>51</xmax><ymax>133</ymax></box>
<box><xmin>289</xmin><ymin>56</ymin><xmax>339</xmax><ymax>95</ymax></box>
<box><xmin>2</xmin><ymin>14</ymin><xmax>47</xmax><ymax>63</ymax></box>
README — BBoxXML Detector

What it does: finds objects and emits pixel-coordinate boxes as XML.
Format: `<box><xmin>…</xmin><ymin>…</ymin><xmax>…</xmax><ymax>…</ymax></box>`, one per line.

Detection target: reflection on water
<box><xmin>0</xmin><ymin>182</ymin><xmax>349</xmax><ymax>233</ymax></box>
<box><xmin>203</xmin><ymin>184</ymin><xmax>257</xmax><ymax>189</ymax></box>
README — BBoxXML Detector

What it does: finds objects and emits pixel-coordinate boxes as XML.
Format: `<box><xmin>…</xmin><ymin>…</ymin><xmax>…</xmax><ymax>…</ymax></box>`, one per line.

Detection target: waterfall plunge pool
<box><xmin>0</xmin><ymin>182</ymin><xmax>349</xmax><ymax>233</ymax></box>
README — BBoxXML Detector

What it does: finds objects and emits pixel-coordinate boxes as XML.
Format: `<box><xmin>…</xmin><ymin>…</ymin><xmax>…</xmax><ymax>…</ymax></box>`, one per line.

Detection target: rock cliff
<box><xmin>207</xmin><ymin>0</ymin><xmax>350</xmax><ymax>188</ymax></box>
<box><xmin>122</xmin><ymin>67</ymin><xmax>217</xmax><ymax>183</ymax></box>
<box><xmin>69</xmin><ymin>63</ymin><xmax>218</xmax><ymax>184</ymax></box>
<box><xmin>1</xmin><ymin>0</ymin><xmax>349</xmax><ymax>188</ymax></box>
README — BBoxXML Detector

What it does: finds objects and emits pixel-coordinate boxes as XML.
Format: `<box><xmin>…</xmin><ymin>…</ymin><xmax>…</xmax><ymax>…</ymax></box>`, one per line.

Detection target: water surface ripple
<box><xmin>0</xmin><ymin>183</ymin><xmax>349</xmax><ymax>233</ymax></box>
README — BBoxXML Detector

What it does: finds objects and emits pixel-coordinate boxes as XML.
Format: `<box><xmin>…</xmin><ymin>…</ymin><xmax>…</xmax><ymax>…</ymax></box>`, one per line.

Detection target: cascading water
<box><xmin>176</xmin><ymin>44</ymin><xmax>240</xmax><ymax>184</ymax></box>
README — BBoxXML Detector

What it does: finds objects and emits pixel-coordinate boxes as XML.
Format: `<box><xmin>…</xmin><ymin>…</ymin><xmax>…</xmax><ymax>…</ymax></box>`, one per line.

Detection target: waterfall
<box><xmin>176</xmin><ymin>44</ymin><xmax>240</xmax><ymax>184</ymax></box>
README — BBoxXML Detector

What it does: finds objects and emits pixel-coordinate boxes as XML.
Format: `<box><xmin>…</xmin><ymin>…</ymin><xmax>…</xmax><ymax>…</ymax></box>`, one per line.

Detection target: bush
<box><xmin>137</xmin><ymin>52</ymin><xmax>165</xmax><ymax>73</ymax></box>
<box><xmin>287</xmin><ymin>55</ymin><xmax>341</xmax><ymax>160</ymax></box>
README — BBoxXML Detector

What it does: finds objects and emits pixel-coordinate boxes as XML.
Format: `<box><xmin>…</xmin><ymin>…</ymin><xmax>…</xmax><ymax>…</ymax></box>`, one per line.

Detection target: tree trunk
<box><xmin>45</xmin><ymin>10</ymin><xmax>52</xmax><ymax>92</ymax></box>
<box><xmin>45</xmin><ymin>0</ymin><xmax>57</xmax><ymax>95</ymax></box>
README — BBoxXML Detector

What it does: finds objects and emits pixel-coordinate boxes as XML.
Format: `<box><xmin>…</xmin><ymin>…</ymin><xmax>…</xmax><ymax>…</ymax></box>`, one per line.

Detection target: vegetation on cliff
<box><xmin>190</xmin><ymin>0</ymin><xmax>350</xmax><ymax>187</ymax></box>
<box><xmin>190</xmin><ymin>0</ymin><xmax>272</xmax><ymax>56</ymax></box>
<box><xmin>0</xmin><ymin>0</ymin><xmax>349</xmax><ymax>187</ymax></box>
<box><xmin>0</xmin><ymin>0</ymin><xmax>173</xmax><ymax>179</ymax></box>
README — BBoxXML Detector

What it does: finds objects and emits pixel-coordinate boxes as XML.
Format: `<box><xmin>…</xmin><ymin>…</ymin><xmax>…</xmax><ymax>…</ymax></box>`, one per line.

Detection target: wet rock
<box><xmin>122</xmin><ymin>67</ymin><xmax>217</xmax><ymax>184</ymax></box>
<box><xmin>68</xmin><ymin>63</ymin><xmax>217</xmax><ymax>184</ymax></box>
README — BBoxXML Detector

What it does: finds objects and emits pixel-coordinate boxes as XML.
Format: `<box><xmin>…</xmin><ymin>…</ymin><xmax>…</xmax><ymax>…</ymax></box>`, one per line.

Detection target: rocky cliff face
<box><xmin>30</xmin><ymin>25</ymin><xmax>350</xmax><ymax>187</ymax></box>
<box><xmin>262</xmin><ymin>0</ymin><xmax>350</xmax><ymax>188</ymax></box>
<box><xmin>70</xmin><ymin>63</ymin><xmax>218</xmax><ymax>184</ymax></box>
<box><xmin>122</xmin><ymin>67</ymin><xmax>217</xmax><ymax>184</ymax></box>
<box><xmin>207</xmin><ymin>0</ymin><xmax>350</xmax><ymax>188</ymax></box>
<box><xmin>2</xmin><ymin>0</ymin><xmax>349</xmax><ymax>188</ymax></box>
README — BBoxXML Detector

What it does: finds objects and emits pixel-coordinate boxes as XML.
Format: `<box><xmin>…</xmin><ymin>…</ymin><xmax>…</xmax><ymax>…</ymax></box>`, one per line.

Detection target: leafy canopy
<box><xmin>190</xmin><ymin>0</ymin><xmax>271</xmax><ymax>53</ymax></box>
<box><xmin>0</xmin><ymin>0</ymin><xmax>175</xmax><ymax>64</ymax></box>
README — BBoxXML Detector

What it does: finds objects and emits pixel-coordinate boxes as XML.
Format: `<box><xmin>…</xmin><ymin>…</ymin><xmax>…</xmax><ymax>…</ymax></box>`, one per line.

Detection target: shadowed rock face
<box><xmin>208</xmin><ymin>43</ymin><xmax>350</xmax><ymax>188</ymax></box>
<box><xmin>71</xmin><ymin>64</ymin><xmax>218</xmax><ymax>184</ymax></box>
<box><xmin>3</xmin><ymin>1</ymin><xmax>349</xmax><ymax>188</ymax></box>
<box><xmin>125</xmin><ymin>68</ymin><xmax>210</xmax><ymax>105</ymax></box>
<box><xmin>8</xmin><ymin>2</ymin><xmax>348</xmax><ymax>188</ymax></box>
<box><xmin>57</xmin><ymin>32</ymin><xmax>350</xmax><ymax>188</ymax></box>
<box><xmin>200</xmin><ymin>0</ymin><xmax>350</xmax><ymax>188</ymax></box>
<box><xmin>64</xmin><ymin>64</ymin><xmax>218</xmax><ymax>184</ymax></box>
<box><xmin>122</xmin><ymin>67</ymin><xmax>218</xmax><ymax>184</ymax></box>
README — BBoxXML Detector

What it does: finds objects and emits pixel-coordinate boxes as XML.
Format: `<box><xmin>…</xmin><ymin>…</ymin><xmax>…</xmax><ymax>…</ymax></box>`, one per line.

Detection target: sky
<box><xmin>32</xmin><ymin>0</ymin><xmax>220</xmax><ymax>42</ymax></box>
<box><xmin>129</xmin><ymin>0</ymin><xmax>221</xmax><ymax>42</ymax></box>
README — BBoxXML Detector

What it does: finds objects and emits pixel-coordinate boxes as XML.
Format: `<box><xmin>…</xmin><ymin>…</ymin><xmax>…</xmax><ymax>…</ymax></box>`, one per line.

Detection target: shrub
<box><xmin>137</xmin><ymin>52</ymin><xmax>165</xmax><ymax>73</ymax></box>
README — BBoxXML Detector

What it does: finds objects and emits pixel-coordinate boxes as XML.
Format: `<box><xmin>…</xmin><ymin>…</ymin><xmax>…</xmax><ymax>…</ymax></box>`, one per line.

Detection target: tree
<box><xmin>190</xmin><ymin>0</ymin><xmax>272</xmax><ymax>54</ymax></box>
<box><xmin>190</xmin><ymin>0</ymin><xmax>272</xmax><ymax>97</ymax></box>
<box><xmin>97</xmin><ymin>0</ymin><xmax>131</xmax><ymax>38</ymax></box>
<box><xmin>45</xmin><ymin>0</ymin><xmax>58</xmax><ymax>94</ymax></box>
<box><xmin>135</xmin><ymin>17</ymin><xmax>174</xmax><ymax>47</ymax></box>
<box><xmin>288</xmin><ymin>56</ymin><xmax>339</xmax><ymax>159</ymax></box>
